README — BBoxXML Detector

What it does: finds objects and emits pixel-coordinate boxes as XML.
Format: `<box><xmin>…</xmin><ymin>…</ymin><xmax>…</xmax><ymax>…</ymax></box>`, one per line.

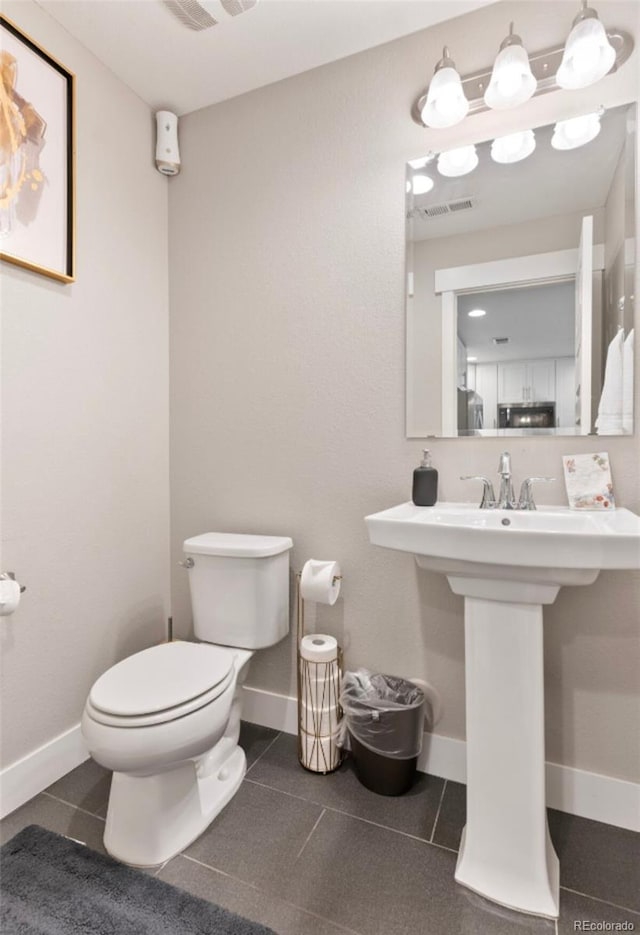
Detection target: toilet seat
<box><xmin>87</xmin><ymin>642</ymin><xmax>235</xmax><ymax>728</ymax></box>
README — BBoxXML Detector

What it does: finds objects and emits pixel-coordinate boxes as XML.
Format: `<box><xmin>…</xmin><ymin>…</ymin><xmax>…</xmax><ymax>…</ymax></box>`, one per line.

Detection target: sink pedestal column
<box><xmin>452</xmin><ymin>589</ymin><xmax>559</xmax><ymax>919</ymax></box>
<box><xmin>367</xmin><ymin>499</ymin><xmax>639</xmax><ymax>918</ymax></box>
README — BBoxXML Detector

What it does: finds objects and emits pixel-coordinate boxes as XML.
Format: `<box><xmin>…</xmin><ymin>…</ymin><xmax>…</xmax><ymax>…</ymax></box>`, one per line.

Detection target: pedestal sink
<box><xmin>365</xmin><ymin>502</ymin><xmax>640</xmax><ymax>919</ymax></box>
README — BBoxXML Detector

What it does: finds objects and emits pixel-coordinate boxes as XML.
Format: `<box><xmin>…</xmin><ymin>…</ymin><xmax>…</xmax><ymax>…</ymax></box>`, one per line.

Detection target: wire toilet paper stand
<box><xmin>296</xmin><ymin>569</ymin><xmax>343</xmax><ymax>774</ymax></box>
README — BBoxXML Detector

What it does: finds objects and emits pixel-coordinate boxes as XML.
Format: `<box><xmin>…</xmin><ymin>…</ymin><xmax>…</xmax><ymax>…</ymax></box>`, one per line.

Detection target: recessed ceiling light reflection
<box><xmin>467</xmin><ymin>356</ymin><xmax>478</xmax><ymax>362</ymax></box>
<box><xmin>468</xmin><ymin>309</ymin><xmax>487</xmax><ymax>318</ymax></box>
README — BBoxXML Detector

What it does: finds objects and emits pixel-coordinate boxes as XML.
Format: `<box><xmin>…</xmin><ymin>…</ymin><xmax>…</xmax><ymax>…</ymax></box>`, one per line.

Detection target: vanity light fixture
<box><xmin>420</xmin><ymin>47</ymin><xmax>469</xmax><ymax>129</ymax></box>
<box><xmin>551</xmin><ymin>110</ymin><xmax>603</xmax><ymax>150</ymax></box>
<box><xmin>468</xmin><ymin>309</ymin><xmax>487</xmax><ymax>318</ymax></box>
<box><xmin>484</xmin><ymin>24</ymin><xmax>537</xmax><ymax>110</ymax></box>
<box><xmin>491</xmin><ymin>129</ymin><xmax>536</xmax><ymax>164</ymax></box>
<box><xmin>556</xmin><ymin>1</ymin><xmax>616</xmax><ymax>90</ymax></box>
<box><xmin>411</xmin><ymin>6</ymin><xmax>632</xmax><ymax>128</ymax></box>
<box><xmin>437</xmin><ymin>144</ymin><xmax>478</xmax><ymax>178</ymax></box>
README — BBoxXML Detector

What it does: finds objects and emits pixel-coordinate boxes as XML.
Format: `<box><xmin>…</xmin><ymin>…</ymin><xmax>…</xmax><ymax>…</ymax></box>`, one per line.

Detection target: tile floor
<box><xmin>1</xmin><ymin>723</ymin><xmax>638</xmax><ymax>935</ymax></box>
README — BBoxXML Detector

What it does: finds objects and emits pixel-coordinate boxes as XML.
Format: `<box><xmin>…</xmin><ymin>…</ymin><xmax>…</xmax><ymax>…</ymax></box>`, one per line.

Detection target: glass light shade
<box><xmin>421</xmin><ymin>66</ymin><xmax>469</xmax><ymax>129</ymax></box>
<box><xmin>412</xmin><ymin>173</ymin><xmax>434</xmax><ymax>195</ymax></box>
<box><xmin>491</xmin><ymin>129</ymin><xmax>536</xmax><ymax>164</ymax></box>
<box><xmin>437</xmin><ymin>145</ymin><xmax>478</xmax><ymax>178</ymax></box>
<box><xmin>556</xmin><ymin>16</ymin><xmax>616</xmax><ymax>89</ymax></box>
<box><xmin>551</xmin><ymin>112</ymin><xmax>601</xmax><ymax>150</ymax></box>
<box><xmin>484</xmin><ymin>43</ymin><xmax>537</xmax><ymax>109</ymax></box>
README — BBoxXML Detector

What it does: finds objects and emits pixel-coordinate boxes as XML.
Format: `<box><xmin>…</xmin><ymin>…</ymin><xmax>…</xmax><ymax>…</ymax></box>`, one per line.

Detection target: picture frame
<box><xmin>0</xmin><ymin>15</ymin><xmax>75</xmax><ymax>283</ymax></box>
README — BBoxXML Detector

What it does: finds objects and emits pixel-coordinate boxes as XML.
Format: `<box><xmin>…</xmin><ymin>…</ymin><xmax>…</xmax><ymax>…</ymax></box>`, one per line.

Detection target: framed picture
<box><xmin>0</xmin><ymin>15</ymin><xmax>75</xmax><ymax>283</ymax></box>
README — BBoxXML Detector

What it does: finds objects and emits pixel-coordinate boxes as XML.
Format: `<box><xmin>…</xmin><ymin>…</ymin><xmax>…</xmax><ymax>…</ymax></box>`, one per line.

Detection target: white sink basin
<box><xmin>364</xmin><ymin>499</ymin><xmax>640</xmax><ymax>919</ymax></box>
<box><xmin>366</xmin><ymin>502</ymin><xmax>640</xmax><ymax>597</ymax></box>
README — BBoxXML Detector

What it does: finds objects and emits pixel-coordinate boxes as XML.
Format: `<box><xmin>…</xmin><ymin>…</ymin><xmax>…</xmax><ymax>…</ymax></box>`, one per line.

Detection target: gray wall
<box><xmin>1</xmin><ymin>2</ymin><xmax>170</xmax><ymax>765</ymax></box>
<box><xmin>169</xmin><ymin>0</ymin><xmax>640</xmax><ymax>783</ymax></box>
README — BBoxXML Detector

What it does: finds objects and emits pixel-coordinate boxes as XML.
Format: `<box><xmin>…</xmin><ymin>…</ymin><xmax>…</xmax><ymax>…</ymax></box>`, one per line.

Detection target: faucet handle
<box><xmin>517</xmin><ymin>477</ymin><xmax>555</xmax><ymax>511</ymax></box>
<box><xmin>460</xmin><ymin>475</ymin><xmax>496</xmax><ymax>509</ymax></box>
<box><xmin>498</xmin><ymin>450</ymin><xmax>511</xmax><ymax>474</ymax></box>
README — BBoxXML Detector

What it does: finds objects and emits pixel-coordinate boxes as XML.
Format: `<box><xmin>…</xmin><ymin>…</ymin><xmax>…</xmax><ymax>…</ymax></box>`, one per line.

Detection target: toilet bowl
<box><xmin>82</xmin><ymin>532</ymin><xmax>292</xmax><ymax>867</ymax></box>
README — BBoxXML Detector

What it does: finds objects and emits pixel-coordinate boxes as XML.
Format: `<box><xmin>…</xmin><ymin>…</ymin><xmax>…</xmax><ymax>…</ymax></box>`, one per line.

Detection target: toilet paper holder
<box><xmin>295</xmin><ymin>568</ymin><xmax>343</xmax><ymax>775</ymax></box>
<box><xmin>0</xmin><ymin>571</ymin><xmax>26</xmax><ymax>593</ymax></box>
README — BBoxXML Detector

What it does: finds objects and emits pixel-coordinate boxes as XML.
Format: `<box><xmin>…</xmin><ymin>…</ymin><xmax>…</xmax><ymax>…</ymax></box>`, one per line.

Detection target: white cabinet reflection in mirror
<box><xmin>405</xmin><ymin>103</ymin><xmax>636</xmax><ymax>438</ymax></box>
<box><xmin>497</xmin><ymin>360</ymin><xmax>556</xmax><ymax>405</ymax></box>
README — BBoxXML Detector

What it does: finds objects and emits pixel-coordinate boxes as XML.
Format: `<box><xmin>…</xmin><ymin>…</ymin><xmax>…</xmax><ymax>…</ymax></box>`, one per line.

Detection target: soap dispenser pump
<box><xmin>412</xmin><ymin>449</ymin><xmax>438</xmax><ymax>507</ymax></box>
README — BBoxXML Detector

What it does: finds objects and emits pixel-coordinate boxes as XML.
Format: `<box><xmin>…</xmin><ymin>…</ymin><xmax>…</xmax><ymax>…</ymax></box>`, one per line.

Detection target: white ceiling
<box><xmin>457</xmin><ymin>281</ymin><xmax>575</xmax><ymax>362</ymax></box>
<box><xmin>35</xmin><ymin>0</ymin><xmax>494</xmax><ymax>116</ymax></box>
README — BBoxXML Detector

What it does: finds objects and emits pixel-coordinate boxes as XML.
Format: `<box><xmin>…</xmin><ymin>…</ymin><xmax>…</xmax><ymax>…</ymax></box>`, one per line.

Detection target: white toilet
<box><xmin>82</xmin><ymin>532</ymin><xmax>293</xmax><ymax>867</ymax></box>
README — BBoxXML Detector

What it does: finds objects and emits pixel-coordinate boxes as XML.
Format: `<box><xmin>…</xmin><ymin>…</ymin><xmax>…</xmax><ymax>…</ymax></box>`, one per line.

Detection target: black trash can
<box><xmin>340</xmin><ymin>670</ymin><xmax>425</xmax><ymax>796</ymax></box>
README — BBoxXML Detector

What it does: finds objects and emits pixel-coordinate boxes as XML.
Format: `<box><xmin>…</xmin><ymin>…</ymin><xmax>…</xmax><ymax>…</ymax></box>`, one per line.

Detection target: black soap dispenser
<box><xmin>412</xmin><ymin>449</ymin><xmax>438</xmax><ymax>506</ymax></box>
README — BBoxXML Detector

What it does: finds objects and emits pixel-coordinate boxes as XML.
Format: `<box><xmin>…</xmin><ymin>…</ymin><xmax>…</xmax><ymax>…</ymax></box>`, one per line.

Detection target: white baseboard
<box><xmin>0</xmin><ymin>724</ymin><xmax>89</xmax><ymax>819</ymax></box>
<box><xmin>3</xmin><ymin>689</ymin><xmax>637</xmax><ymax>833</ymax></box>
<box><xmin>242</xmin><ymin>686</ymin><xmax>640</xmax><ymax>833</ymax></box>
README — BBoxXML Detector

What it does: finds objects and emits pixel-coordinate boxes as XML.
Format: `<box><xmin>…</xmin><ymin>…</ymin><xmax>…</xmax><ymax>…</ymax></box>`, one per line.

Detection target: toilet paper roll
<box><xmin>301</xmin><ymin>701</ymin><xmax>340</xmax><ymax>737</ymax></box>
<box><xmin>299</xmin><ymin>731</ymin><xmax>340</xmax><ymax>773</ymax></box>
<box><xmin>300</xmin><ymin>560</ymin><xmax>341</xmax><ymax>605</ymax></box>
<box><xmin>0</xmin><ymin>578</ymin><xmax>21</xmax><ymax>616</ymax></box>
<box><xmin>300</xmin><ymin>670</ymin><xmax>341</xmax><ymax>708</ymax></box>
<box><xmin>300</xmin><ymin>634</ymin><xmax>338</xmax><ymax>663</ymax></box>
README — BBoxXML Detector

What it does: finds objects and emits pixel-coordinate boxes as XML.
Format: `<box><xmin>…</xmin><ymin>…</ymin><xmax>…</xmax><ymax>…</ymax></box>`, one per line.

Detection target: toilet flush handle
<box><xmin>178</xmin><ymin>557</ymin><xmax>194</xmax><ymax>569</ymax></box>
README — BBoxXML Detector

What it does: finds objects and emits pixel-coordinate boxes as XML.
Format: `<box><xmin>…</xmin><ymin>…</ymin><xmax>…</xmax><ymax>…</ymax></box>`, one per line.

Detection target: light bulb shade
<box><xmin>551</xmin><ymin>112</ymin><xmax>602</xmax><ymax>150</ymax></box>
<box><xmin>412</xmin><ymin>173</ymin><xmax>435</xmax><ymax>195</ymax></box>
<box><xmin>556</xmin><ymin>16</ymin><xmax>616</xmax><ymax>89</ymax></box>
<box><xmin>421</xmin><ymin>66</ymin><xmax>469</xmax><ymax>129</ymax></box>
<box><xmin>437</xmin><ymin>145</ymin><xmax>478</xmax><ymax>178</ymax></box>
<box><xmin>491</xmin><ymin>129</ymin><xmax>536</xmax><ymax>164</ymax></box>
<box><xmin>484</xmin><ymin>42</ymin><xmax>537</xmax><ymax>109</ymax></box>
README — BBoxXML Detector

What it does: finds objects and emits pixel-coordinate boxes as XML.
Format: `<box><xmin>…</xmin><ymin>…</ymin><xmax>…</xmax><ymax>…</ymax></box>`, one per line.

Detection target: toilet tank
<box><xmin>182</xmin><ymin>533</ymin><xmax>293</xmax><ymax>649</ymax></box>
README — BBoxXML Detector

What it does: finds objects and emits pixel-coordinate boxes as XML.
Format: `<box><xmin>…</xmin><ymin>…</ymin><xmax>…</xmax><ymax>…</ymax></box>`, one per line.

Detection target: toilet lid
<box><xmin>89</xmin><ymin>642</ymin><xmax>234</xmax><ymax>717</ymax></box>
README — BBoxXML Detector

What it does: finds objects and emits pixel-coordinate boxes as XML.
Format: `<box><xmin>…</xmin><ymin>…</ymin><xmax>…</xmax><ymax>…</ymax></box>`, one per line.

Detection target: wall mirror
<box><xmin>406</xmin><ymin>102</ymin><xmax>636</xmax><ymax>438</ymax></box>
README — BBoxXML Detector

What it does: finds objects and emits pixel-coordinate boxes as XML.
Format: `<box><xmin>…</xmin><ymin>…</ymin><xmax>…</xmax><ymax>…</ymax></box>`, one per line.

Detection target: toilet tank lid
<box><xmin>183</xmin><ymin>533</ymin><xmax>293</xmax><ymax>558</ymax></box>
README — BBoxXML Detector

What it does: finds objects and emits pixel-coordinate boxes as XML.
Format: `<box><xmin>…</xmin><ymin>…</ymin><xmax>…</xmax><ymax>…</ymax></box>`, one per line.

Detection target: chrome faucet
<box><xmin>461</xmin><ymin>452</ymin><xmax>554</xmax><ymax>510</ymax></box>
<box><xmin>497</xmin><ymin>451</ymin><xmax>515</xmax><ymax>509</ymax></box>
<box><xmin>517</xmin><ymin>477</ymin><xmax>555</xmax><ymax>511</ymax></box>
<box><xmin>459</xmin><ymin>475</ymin><xmax>496</xmax><ymax>509</ymax></box>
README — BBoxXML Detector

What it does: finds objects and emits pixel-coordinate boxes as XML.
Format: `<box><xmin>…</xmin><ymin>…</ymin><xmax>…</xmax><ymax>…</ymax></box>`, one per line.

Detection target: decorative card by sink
<box><xmin>562</xmin><ymin>452</ymin><xmax>615</xmax><ymax>510</ymax></box>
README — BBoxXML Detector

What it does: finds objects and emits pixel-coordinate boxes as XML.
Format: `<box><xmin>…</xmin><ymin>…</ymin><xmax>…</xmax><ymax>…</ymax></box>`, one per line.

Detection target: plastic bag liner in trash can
<box><xmin>339</xmin><ymin>669</ymin><xmax>425</xmax><ymax>796</ymax></box>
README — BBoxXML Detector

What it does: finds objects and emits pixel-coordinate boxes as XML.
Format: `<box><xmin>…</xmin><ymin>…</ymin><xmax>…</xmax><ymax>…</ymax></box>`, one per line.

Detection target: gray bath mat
<box><xmin>1</xmin><ymin>825</ymin><xmax>277</xmax><ymax>934</ymax></box>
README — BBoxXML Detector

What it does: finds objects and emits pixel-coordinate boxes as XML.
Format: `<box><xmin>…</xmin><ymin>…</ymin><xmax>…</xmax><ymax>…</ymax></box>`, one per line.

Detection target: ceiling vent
<box><xmin>422</xmin><ymin>204</ymin><xmax>449</xmax><ymax>218</ymax></box>
<box><xmin>448</xmin><ymin>198</ymin><xmax>474</xmax><ymax>212</ymax></box>
<box><xmin>493</xmin><ymin>337</ymin><xmax>510</xmax><ymax>345</ymax></box>
<box><xmin>162</xmin><ymin>0</ymin><xmax>258</xmax><ymax>31</ymax></box>
<box><xmin>411</xmin><ymin>197</ymin><xmax>476</xmax><ymax>220</ymax></box>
